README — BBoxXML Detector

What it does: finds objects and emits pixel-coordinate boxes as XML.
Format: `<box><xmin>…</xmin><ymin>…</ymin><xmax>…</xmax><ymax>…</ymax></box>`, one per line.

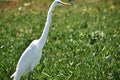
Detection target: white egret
<box><xmin>11</xmin><ymin>0</ymin><xmax>69</xmax><ymax>80</ymax></box>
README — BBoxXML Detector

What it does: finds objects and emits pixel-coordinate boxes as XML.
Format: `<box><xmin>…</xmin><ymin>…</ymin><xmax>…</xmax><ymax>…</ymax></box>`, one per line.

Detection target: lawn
<box><xmin>0</xmin><ymin>0</ymin><xmax>120</xmax><ymax>80</ymax></box>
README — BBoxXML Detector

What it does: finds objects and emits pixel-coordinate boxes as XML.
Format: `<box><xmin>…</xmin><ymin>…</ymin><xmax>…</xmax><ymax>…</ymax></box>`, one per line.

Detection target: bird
<box><xmin>11</xmin><ymin>0</ymin><xmax>69</xmax><ymax>80</ymax></box>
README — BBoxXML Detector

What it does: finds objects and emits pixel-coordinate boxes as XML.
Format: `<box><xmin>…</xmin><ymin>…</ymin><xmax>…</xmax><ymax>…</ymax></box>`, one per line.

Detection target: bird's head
<box><xmin>54</xmin><ymin>0</ymin><xmax>70</xmax><ymax>6</ymax></box>
<box><xmin>49</xmin><ymin>0</ymin><xmax>70</xmax><ymax>12</ymax></box>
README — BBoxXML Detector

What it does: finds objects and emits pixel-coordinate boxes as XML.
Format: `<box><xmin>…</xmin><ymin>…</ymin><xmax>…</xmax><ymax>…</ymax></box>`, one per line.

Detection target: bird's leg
<box><xmin>26</xmin><ymin>71</ymin><xmax>33</xmax><ymax>80</ymax></box>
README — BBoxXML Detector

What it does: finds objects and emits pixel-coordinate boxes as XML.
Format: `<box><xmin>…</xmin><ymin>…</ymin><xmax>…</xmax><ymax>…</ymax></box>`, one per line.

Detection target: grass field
<box><xmin>0</xmin><ymin>0</ymin><xmax>120</xmax><ymax>80</ymax></box>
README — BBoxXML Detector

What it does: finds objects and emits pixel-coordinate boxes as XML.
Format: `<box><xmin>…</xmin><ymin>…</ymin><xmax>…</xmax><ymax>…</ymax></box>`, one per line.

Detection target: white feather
<box><xmin>11</xmin><ymin>0</ymin><xmax>69</xmax><ymax>80</ymax></box>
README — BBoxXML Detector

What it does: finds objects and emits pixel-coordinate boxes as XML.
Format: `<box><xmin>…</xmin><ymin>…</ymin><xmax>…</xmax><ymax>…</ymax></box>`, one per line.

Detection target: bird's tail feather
<box><xmin>11</xmin><ymin>71</ymin><xmax>20</xmax><ymax>80</ymax></box>
<box><xmin>11</xmin><ymin>72</ymin><xmax>16</xmax><ymax>78</ymax></box>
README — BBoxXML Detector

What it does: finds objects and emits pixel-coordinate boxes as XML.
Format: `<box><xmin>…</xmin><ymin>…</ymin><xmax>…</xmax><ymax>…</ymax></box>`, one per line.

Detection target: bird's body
<box><xmin>11</xmin><ymin>0</ymin><xmax>69</xmax><ymax>80</ymax></box>
<box><xmin>11</xmin><ymin>40</ymin><xmax>42</xmax><ymax>80</ymax></box>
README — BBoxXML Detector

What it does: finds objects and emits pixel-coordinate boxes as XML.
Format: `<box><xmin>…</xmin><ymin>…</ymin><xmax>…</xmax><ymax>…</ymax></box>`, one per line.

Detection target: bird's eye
<box><xmin>57</xmin><ymin>1</ymin><xmax>61</xmax><ymax>4</ymax></box>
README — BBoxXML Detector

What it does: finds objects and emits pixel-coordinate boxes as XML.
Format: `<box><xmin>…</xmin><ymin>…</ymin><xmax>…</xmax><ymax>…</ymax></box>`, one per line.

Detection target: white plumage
<box><xmin>11</xmin><ymin>40</ymin><xmax>42</xmax><ymax>80</ymax></box>
<box><xmin>11</xmin><ymin>0</ymin><xmax>69</xmax><ymax>80</ymax></box>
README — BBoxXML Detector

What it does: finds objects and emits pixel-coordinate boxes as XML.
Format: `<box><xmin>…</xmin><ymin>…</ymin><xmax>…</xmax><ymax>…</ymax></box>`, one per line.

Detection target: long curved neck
<box><xmin>38</xmin><ymin>2</ymin><xmax>55</xmax><ymax>47</ymax></box>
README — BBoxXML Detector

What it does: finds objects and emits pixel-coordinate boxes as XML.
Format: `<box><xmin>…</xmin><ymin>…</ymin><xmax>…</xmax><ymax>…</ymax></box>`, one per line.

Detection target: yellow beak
<box><xmin>60</xmin><ymin>1</ymin><xmax>70</xmax><ymax>6</ymax></box>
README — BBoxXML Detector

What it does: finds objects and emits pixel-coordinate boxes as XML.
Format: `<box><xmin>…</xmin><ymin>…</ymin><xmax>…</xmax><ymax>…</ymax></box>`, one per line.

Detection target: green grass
<box><xmin>0</xmin><ymin>0</ymin><xmax>120</xmax><ymax>80</ymax></box>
